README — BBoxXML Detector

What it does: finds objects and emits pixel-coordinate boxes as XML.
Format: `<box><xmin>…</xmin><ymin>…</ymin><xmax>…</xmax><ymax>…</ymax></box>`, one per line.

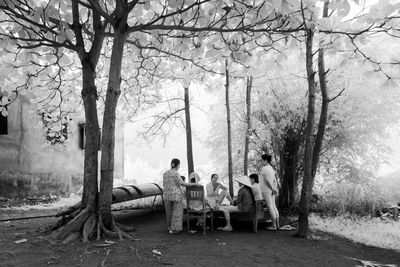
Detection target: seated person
<box><xmin>206</xmin><ymin>174</ymin><xmax>234</xmax><ymax>208</ymax></box>
<box><xmin>187</xmin><ymin>172</ymin><xmax>203</xmax><ymax>211</ymax></box>
<box><xmin>188</xmin><ymin>172</ymin><xmax>205</xmax><ymax>228</ymax></box>
<box><xmin>249</xmin><ymin>173</ymin><xmax>263</xmax><ymax>201</ymax></box>
<box><xmin>217</xmin><ymin>176</ymin><xmax>255</xmax><ymax>231</ymax></box>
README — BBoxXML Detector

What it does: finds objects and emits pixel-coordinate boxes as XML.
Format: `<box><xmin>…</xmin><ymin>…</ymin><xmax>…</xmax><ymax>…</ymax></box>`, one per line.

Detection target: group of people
<box><xmin>162</xmin><ymin>154</ymin><xmax>280</xmax><ymax>234</ymax></box>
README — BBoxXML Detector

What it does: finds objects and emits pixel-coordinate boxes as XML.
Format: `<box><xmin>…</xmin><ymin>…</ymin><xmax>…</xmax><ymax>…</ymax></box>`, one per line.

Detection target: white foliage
<box><xmin>310</xmin><ymin>214</ymin><xmax>400</xmax><ymax>252</ymax></box>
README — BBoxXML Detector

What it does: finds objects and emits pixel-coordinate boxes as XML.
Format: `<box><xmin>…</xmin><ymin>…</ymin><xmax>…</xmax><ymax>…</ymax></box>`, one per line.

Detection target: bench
<box><xmin>215</xmin><ymin>200</ymin><xmax>267</xmax><ymax>233</ymax></box>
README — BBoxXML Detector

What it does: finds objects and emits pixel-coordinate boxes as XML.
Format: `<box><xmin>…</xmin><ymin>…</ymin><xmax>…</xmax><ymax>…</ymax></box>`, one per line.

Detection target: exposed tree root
<box><xmin>56</xmin><ymin>203</ymin><xmax>81</xmax><ymax>217</ymax></box>
<box><xmin>82</xmin><ymin>214</ymin><xmax>97</xmax><ymax>243</ymax></box>
<box><xmin>52</xmin><ymin>207</ymin><xmax>136</xmax><ymax>243</ymax></box>
<box><xmin>62</xmin><ymin>232</ymin><xmax>80</xmax><ymax>244</ymax></box>
<box><xmin>98</xmin><ymin>214</ymin><xmax>134</xmax><ymax>240</ymax></box>
<box><xmin>115</xmin><ymin>222</ymin><xmax>136</xmax><ymax>232</ymax></box>
<box><xmin>52</xmin><ymin>207</ymin><xmax>90</xmax><ymax>240</ymax></box>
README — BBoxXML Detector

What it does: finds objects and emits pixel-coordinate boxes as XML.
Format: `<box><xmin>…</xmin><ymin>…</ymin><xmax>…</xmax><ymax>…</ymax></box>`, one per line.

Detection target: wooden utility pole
<box><xmin>225</xmin><ymin>59</ymin><xmax>233</xmax><ymax>196</ymax></box>
<box><xmin>244</xmin><ymin>76</ymin><xmax>253</xmax><ymax>175</ymax></box>
<box><xmin>184</xmin><ymin>85</ymin><xmax>194</xmax><ymax>176</ymax></box>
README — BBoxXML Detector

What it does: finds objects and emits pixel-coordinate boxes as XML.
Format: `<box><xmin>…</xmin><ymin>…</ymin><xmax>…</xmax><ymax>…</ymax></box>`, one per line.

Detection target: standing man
<box><xmin>206</xmin><ymin>174</ymin><xmax>234</xmax><ymax>209</ymax></box>
<box><xmin>260</xmin><ymin>154</ymin><xmax>280</xmax><ymax>230</ymax></box>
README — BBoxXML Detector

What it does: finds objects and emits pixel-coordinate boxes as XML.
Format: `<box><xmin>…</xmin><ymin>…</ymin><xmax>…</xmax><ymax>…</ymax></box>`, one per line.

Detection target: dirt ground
<box><xmin>0</xmin><ymin>209</ymin><xmax>399</xmax><ymax>267</ymax></box>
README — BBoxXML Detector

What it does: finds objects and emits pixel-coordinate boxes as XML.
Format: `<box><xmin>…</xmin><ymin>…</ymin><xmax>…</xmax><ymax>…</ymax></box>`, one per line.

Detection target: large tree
<box><xmin>0</xmin><ymin>0</ymin><xmax>299</xmax><ymax>241</ymax></box>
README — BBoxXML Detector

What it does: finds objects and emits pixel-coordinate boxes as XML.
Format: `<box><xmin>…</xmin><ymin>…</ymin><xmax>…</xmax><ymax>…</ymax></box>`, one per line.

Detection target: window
<box><xmin>79</xmin><ymin>123</ymin><xmax>85</xmax><ymax>149</ymax></box>
<box><xmin>0</xmin><ymin>95</ymin><xmax>7</xmax><ymax>135</ymax></box>
<box><xmin>45</xmin><ymin>121</ymin><xmax>68</xmax><ymax>144</ymax></box>
<box><xmin>79</xmin><ymin>123</ymin><xmax>101</xmax><ymax>150</ymax></box>
<box><xmin>38</xmin><ymin>112</ymin><xmax>70</xmax><ymax>145</ymax></box>
<box><xmin>0</xmin><ymin>111</ymin><xmax>7</xmax><ymax>135</ymax></box>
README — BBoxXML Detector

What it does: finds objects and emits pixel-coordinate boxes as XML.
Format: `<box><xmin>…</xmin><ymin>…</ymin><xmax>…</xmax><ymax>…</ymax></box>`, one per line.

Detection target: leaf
<box><xmin>268</xmin><ymin>0</ymin><xmax>282</xmax><ymax>9</ymax></box>
<box><xmin>168</xmin><ymin>0</ymin><xmax>181</xmax><ymax>9</ymax></box>
<box><xmin>318</xmin><ymin>17</ymin><xmax>333</xmax><ymax>30</ymax></box>
<box><xmin>29</xmin><ymin>98</ymin><xmax>38</xmax><ymax>104</ymax></box>
<box><xmin>337</xmin><ymin>0</ymin><xmax>351</xmax><ymax>17</ymax></box>
<box><xmin>302</xmin><ymin>0</ymin><xmax>315</xmax><ymax>8</ymax></box>
<box><xmin>152</xmin><ymin>249</ymin><xmax>162</xmax><ymax>256</ymax></box>
<box><xmin>181</xmin><ymin>79</ymin><xmax>191</xmax><ymax>88</ymax></box>
<box><xmin>0</xmin><ymin>96</ymin><xmax>9</xmax><ymax>105</ymax></box>
<box><xmin>150</xmin><ymin>1</ymin><xmax>164</xmax><ymax>14</ymax></box>
<box><xmin>1</xmin><ymin>108</ymin><xmax>8</xmax><ymax>117</ymax></box>
<box><xmin>382</xmin><ymin>79</ymin><xmax>400</xmax><ymax>90</ymax></box>
<box><xmin>276</xmin><ymin>52</ymin><xmax>288</xmax><ymax>63</ymax></box>
<box><xmin>14</xmin><ymin>238</ymin><xmax>28</xmax><ymax>244</ymax></box>
<box><xmin>288</xmin><ymin>36</ymin><xmax>297</xmax><ymax>49</ymax></box>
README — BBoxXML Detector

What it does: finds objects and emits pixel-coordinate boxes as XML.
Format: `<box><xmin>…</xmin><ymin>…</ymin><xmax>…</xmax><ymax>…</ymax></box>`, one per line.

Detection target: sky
<box><xmin>122</xmin><ymin>83</ymin><xmax>216</xmax><ymax>186</ymax></box>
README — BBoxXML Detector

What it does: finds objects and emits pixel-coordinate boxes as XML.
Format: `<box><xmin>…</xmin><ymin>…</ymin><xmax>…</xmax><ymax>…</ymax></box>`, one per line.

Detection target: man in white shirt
<box><xmin>260</xmin><ymin>154</ymin><xmax>280</xmax><ymax>230</ymax></box>
<box><xmin>206</xmin><ymin>174</ymin><xmax>234</xmax><ymax>209</ymax></box>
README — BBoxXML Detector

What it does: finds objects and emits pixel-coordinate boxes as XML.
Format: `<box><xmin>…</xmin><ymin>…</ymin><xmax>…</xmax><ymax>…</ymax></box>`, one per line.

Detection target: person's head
<box><xmin>170</xmin><ymin>158</ymin><xmax>180</xmax><ymax>170</ymax></box>
<box><xmin>249</xmin><ymin>173</ymin><xmax>259</xmax><ymax>184</ymax></box>
<box><xmin>211</xmin><ymin>173</ymin><xmax>218</xmax><ymax>184</ymax></box>
<box><xmin>189</xmin><ymin>172</ymin><xmax>201</xmax><ymax>183</ymax></box>
<box><xmin>261</xmin><ymin>154</ymin><xmax>272</xmax><ymax>164</ymax></box>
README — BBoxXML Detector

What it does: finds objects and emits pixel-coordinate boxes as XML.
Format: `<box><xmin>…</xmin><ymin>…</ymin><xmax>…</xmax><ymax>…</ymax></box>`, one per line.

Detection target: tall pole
<box><xmin>244</xmin><ymin>76</ymin><xmax>253</xmax><ymax>175</ymax></box>
<box><xmin>225</xmin><ymin>59</ymin><xmax>233</xmax><ymax>196</ymax></box>
<box><xmin>184</xmin><ymin>85</ymin><xmax>194</xmax><ymax>176</ymax></box>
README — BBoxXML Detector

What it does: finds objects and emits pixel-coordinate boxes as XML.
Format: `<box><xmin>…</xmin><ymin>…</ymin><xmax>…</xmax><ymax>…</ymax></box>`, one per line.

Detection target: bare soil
<box><xmin>0</xmin><ymin>209</ymin><xmax>399</xmax><ymax>267</ymax></box>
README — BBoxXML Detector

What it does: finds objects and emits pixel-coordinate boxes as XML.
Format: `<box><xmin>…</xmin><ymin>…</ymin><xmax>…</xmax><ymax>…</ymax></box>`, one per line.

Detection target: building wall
<box><xmin>0</xmin><ymin>96</ymin><xmax>124</xmax><ymax>198</ymax></box>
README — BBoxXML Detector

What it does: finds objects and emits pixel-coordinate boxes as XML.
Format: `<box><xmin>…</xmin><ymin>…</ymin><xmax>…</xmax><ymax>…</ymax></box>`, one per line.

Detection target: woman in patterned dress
<box><xmin>163</xmin><ymin>158</ymin><xmax>200</xmax><ymax>234</ymax></box>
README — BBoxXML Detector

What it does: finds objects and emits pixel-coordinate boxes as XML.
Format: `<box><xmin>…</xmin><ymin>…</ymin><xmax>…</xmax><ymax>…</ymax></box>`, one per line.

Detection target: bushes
<box><xmin>312</xmin><ymin>183</ymin><xmax>389</xmax><ymax>217</ymax></box>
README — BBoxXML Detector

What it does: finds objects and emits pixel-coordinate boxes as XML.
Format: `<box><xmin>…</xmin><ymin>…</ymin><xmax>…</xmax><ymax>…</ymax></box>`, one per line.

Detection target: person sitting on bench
<box><xmin>217</xmin><ymin>176</ymin><xmax>254</xmax><ymax>231</ymax></box>
<box><xmin>249</xmin><ymin>173</ymin><xmax>264</xmax><ymax>201</ymax></box>
<box><xmin>206</xmin><ymin>173</ymin><xmax>234</xmax><ymax>209</ymax></box>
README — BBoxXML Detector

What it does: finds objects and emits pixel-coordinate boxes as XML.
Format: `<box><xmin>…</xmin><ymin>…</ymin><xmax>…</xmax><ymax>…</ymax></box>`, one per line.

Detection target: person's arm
<box><xmin>182</xmin><ymin>181</ymin><xmax>200</xmax><ymax>187</ymax></box>
<box><xmin>175</xmin><ymin>174</ymin><xmax>200</xmax><ymax>187</ymax></box>
<box><xmin>265</xmin><ymin>170</ymin><xmax>278</xmax><ymax>194</ymax></box>
<box><xmin>261</xmin><ymin>172</ymin><xmax>275</xmax><ymax>194</ymax></box>
<box><xmin>236</xmin><ymin>189</ymin><xmax>244</xmax><ymax>208</ymax></box>
<box><xmin>217</xmin><ymin>183</ymin><xmax>228</xmax><ymax>191</ymax></box>
<box><xmin>206</xmin><ymin>183</ymin><xmax>214</xmax><ymax>198</ymax></box>
<box><xmin>252</xmin><ymin>184</ymin><xmax>261</xmax><ymax>198</ymax></box>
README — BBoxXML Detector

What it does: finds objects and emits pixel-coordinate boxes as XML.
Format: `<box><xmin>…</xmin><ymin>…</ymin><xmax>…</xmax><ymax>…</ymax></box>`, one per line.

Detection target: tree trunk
<box><xmin>243</xmin><ymin>76</ymin><xmax>253</xmax><ymax>176</ymax></box>
<box><xmin>51</xmin><ymin>5</ymin><xmax>136</xmax><ymax>243</ymax></box>
<box><xmin>98</xmin><ymin>29</ymin><xmax>127</xmax><ymax>229</ymax></box>
<box><xmin>81</xmin><ymin>62</ymin><xmax>100</xmax><ymax>211</ymax></box>
<box><xmin>297</xmin><ymin>28</ymin><xmax>316</xmax><ymax>238</ymax></box>
<box><xmin>278</xmin><ymin>129</ymin><xmax>301</xmax><ymax>211</ymax></box>
<box><xmin>225</xmin><ymin>59</ymin><xmax>234</xmax><ymax>196</ymax></box>
<box><xmin>184</xmin><ymin>85</ymin><xmax>194</xmax><ymax>176</ymax></box>
<box><xmin>312</xmin><ymin>0</ymin><xmax>329</xmax><ymax>179</ymax></box>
